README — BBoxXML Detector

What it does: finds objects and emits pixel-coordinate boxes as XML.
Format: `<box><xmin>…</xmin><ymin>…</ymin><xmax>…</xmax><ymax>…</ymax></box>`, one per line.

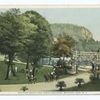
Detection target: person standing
<box><xmin>15</xmin><ymin>66</ymin><xmax>18</xmax><ymax>73</ymax></box>
<box><xmin>9</xmin><ymin>70</ymin><xmax>12</xmax><ymax>78</ymax></box>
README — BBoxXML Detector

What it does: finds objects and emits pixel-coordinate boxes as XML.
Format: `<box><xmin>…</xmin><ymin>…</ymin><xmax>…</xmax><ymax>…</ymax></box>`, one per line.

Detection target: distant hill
<box><xmin>50</xmin><ymin>23</ymin><xmax>93</xmax><ymax>42</ymax></box>
<box><xmin>50</xmin><ymin>23</ymin><xmax>100</xmax><ymax>51</ymax></box>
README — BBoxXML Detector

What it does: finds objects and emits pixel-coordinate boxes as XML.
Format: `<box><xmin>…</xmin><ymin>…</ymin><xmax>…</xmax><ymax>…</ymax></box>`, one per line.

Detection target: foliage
<box><xmin>89</xmin><ymin>75</ymin><xmax>100</xmax><ymax>82</ymax></box>
<box><xmin>17</xmin><ymin>10</ymin><xmax>53</xmax><ymax>71</ymax></box>
<box><xmin>19</xmin><ymin>10</ymin><xmax>53</xmax><ymax>78</ymax></box>
<box><xmin>75</xmin><ymin>78</ymin><xmax>85</xmax><ymax>87</ymax></box>
<box><xmin>0</xmin><ymin>9</ymin><xmax>53</xmax><ymax>79</ymax></box>
<box><xmin>0</xmin><ymin>61</ymin><xmax>53</xmax><ymax>84</ymax></box>
<box><xmin>23</xmin><ymin>10</ymin><xmax>53</xmax><ymax>58</ymax></box>
<box><xmin>0</xmin><ymin>10</ymin><xmax>20</xmax><ymax>54</ymax></box>
<box><xmin>53</xmin><ymin>33</ymin><xmax>76</xmax><ymax>57</ymax></box>
<box><xmin>51</xmin><ymin>24</ymin><xmax>93</xmax><ymax>42</ymax></box>
<box><xmin>0</xmin><ymin>9</ymin><xmax>25</xmax><ymax>79</ymax></box>
<box><xmin>20</xmin><ymin>86</ymin><xmax>28</xmax><ymax>92</ymax></box>
<box><xmin>51</xmin><ymin>23</ymin><xmax>100</xmax><ymax>51</ymax></box>
<box><xmin>56</xmin><ymin>81</ymin><xmax>66</xmax><ymax>91</ymax></box>
<box><xmin>66</xmin><ymin>80</ymin><xmax>100</xmax><ymax>91</ymax></box>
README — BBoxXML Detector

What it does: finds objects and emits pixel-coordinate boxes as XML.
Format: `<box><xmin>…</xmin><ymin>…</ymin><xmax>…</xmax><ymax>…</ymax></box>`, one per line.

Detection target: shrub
<box><xmin>55</xmin><ymin>68</ymin><xmax>66</xmax><ymax>76</ymax></box>
<box><xmin>20</xmin><ymin>69</ymin><xmax>25</xmax><ymax>73</ymax></box>
<box><xmin>90</xmin><ymin>75</ymin><xmax>99</xmax><ymax>82</ymax></box>
<box><xmin>75</xmin><ymin>78</ymin><xmax>85</xmax><ymax>87</ymax></box>
<box><xmin>56</xmin><ymin>81</ymin><xmax>66</xmax><ymax>91</ymax></box>
<box><xmin>20</xmin><ymin>86</ymin><xmax>28</xmax><ymax>92</ymax></box>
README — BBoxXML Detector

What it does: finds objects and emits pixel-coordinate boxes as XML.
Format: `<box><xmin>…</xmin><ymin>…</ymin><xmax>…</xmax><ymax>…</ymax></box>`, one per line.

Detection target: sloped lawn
<box><xmin>0</xmin><ymin>61</ymin><xmax>53</xmax><ymax>84</ymax></box>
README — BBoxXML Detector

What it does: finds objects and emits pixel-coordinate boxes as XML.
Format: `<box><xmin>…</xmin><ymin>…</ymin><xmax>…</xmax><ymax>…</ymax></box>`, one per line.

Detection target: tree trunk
<box><xmin>32</xmin><ymin>57</ymin><xmax>39</xmax><ymax>77</ymax></box>
<box><xmin>9</xmin><ymin>53</ymin><xmax>16</xmax><ymax>77</ymax></box>
<box><xmin>64</xmin><ymin>67</ymin><xmax>67</xmax><ymax>74</ymax></box>
<box><xmin>76</xmin><ymin>65</ymin><xmax>78</xmax><ymax>74</ymax></box>
<box><xmin>48</xmin><ymin>56</ymin><xmax>51</xmax><ymax>65</ymax></box>
<box><xmin>11</xmin><ymin>63</ymin><xmax>16</xmax><ymax>76</ymax></box>
<box><xmin>32</xmin><ymin>67</ymin><xmax>36</xmax><ymax>77</ymax></box>
<box><xmin>41</xmin><ymin>58</ymin><xmax>43</xmax><ymax>65</ymax></box>
<box><xmin>5</xmin><ymin>53</ymin><xmax>16</xmax><ymax>80</ymax></box>
<box><xmin>26</xmin><ymin>54</ymin><xmax>30</xmax><ymax>69</ymax></box>
<box><xmin>10</xmin><ymin>53</ymin><xmax>16</xmax><ymax>76</ymax></box>
<box><xmin>78</xmin><ymin>83</ymin><xmax>81</xmax><ymax>87</ymax></box>
<box><xmin>5</xmin><ymin>62</ymin><xmax>10</xmax><ymax>80</ymax></box>
<box><xmin>59</xmin><ymin>87</ymin><xmax>63</xmax><ymax>91</ymax></box>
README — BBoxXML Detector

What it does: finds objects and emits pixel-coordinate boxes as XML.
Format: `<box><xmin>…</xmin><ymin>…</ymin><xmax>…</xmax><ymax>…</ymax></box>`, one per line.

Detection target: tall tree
<box><xmin>22</xmin><ymin>10</ymin><xmax>53</xmax><ymax>76</ymax></box>
<box><xmin>53</xmin><ymin>33</ymin><xmax>76</xmax><ymax>58</ymax></box>
<box><xmin>0</xmin><ymin>9</ymin><xmax>36</xmax><ymax>79</ymax></box>
<box><xmin>53</xmin><ymin>34</ymin><xmax>76</xmax><ymax>74</ymax></box>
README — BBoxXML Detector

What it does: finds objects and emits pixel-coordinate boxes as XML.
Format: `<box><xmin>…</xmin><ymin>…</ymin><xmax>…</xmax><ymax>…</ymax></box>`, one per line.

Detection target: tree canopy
<box><xmin>53</xmin><ymin>33</ymin><xmax>76</xmax><ymax>57</ymax></box>
<box><xmin>0</xmin><ymin>9</ymin><xmax>53</xmax><ymax>79</ymax></box>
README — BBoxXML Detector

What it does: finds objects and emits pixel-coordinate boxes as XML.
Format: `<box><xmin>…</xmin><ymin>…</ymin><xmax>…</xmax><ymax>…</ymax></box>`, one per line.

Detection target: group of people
<box><xmin>44</xmin><ymin>68</ymin><xmax>59</xmax><ymax>82</ymax></box>
<box><xmin>91</xmin><ymin>61</ymin><xmax>100</xmax><ymax>79</ymax></box>
<box><xmin>25</xmin><ymin>68</ymin><xmax>37</xmax><ymax>84</ymax></box>
<box><xmin>8</xmin><ymin>66</ymin><xmax>18</xmax><ymax>77</ymax></box>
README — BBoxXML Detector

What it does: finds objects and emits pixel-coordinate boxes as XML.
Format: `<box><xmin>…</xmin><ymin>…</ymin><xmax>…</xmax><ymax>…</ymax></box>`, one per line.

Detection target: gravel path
<box><xmin>0</xmin><ymin>72</ymin><xmax>91</xmax><ymax>92</ymax></box>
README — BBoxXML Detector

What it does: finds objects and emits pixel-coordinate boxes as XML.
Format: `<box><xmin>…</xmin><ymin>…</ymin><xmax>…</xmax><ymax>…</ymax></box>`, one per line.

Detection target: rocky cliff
<box><xmin>50</xmin><ymin>24</ymin><xmax>93</xmax><ymax>42</ymax></box>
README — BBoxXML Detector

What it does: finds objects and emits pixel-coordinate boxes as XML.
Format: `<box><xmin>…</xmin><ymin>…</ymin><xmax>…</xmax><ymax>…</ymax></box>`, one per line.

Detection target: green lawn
<box><xmin>0</xmin><ymin>54</ymin><xmax>4</xmax><ymax>61</ymax></box>
<box><xmin>64</xmin><ymin>80</ymin><xmax>100</xmax><ymax>91</ymax></box>
<box><xmin>0</xmin><ymin>61</ymin><xmax>76</xmax><ymax>85</ymax></box>
<box><xmin>0</xmin><ymin>61</ymin><xmax>53</xmax><ymax>84</ymax></box>
<box><xmin>1</xmin><ymin>61</ymin><xmax>100</xmax><ymax>91</ymax></box>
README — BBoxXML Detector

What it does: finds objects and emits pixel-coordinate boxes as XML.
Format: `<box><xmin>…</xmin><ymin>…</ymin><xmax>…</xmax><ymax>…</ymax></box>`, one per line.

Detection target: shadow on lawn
<box><xmin>52</xmin><ymin>80</ymin><xmax>100</xmax><ymax>91</ymax></box>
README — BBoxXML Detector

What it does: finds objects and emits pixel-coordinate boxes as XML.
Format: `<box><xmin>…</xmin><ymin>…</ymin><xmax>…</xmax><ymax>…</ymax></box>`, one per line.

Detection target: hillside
<box><xmin>51</xmin><ymin>23</ymin><xmax>93</xmax><ymax>42</ymax></box>
<box><xmin>50</xmin><ymin>24</ymin><xmax>100</xmax><ymax>51</ymax></box>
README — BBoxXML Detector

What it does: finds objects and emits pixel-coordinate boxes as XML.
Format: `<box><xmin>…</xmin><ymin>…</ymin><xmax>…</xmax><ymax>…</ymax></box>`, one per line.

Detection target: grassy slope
<box><xmin>65</xmin><ymin>80</ymin><xmax>100</xmax><ymax>91</ymax></box>
<box><xmin>0</xmin><ymin>55</ymin><xmax>4</xmax><ymax>61</ymax></box>
<box><xmin>0</xmin><ymin>61</ymin><xmax>100</xmax><ymax>91</ymax></box>
<box><xmin>0</xmin><ymin>61</ymin><xmax>53</xmax><ymax>84</ymax></box>
<box><xmin>0</xmin><ymin>60</ymin><xmax>74</xmax><ymax>85</ymax></box>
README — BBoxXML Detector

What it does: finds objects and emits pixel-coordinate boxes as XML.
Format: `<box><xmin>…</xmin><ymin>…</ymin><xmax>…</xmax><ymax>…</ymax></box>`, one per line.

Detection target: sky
<box><xmin>0</xmin><ymin>8</ymin><xmax>100</xmax><ymax>41</ymax></box>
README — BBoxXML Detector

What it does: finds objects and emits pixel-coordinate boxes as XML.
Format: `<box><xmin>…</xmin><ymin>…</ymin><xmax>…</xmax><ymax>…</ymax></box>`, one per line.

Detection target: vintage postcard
<box><xmin>0</xmin><ymin>5</ymin><xmax>100</xmax><ymax>95</ymax></box>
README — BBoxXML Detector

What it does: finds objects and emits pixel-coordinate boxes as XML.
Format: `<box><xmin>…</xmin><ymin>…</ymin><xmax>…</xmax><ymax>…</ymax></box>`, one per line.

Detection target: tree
<box><xmin>0</xmin><ymin>9</ymin><xmax>53</xmax><ymax>79</ymax></box>
<box><xmin>53</xmin><ymin>34</ymin><xmax>76</xmax><ymax>74</ymax></box>
<box><xmin>20</xmin><ymin>86</ymin><xmax>28</xmax><ymax>92</ymax></box>
<box><xmin>53</xmin><ymin>33</ymin><xmax>76</xmax><ymax>58</ymax></box>
<box><xmin>75</xmin><ymin>78</ymin><xmax>85</xmax><ymax>87</ymax></box>
<box><xmin>0</xmin><ymin>9</ymin><xmax>36</xmax><ymax>79</ymax></box>
<box><xmin>56</xmin><ymin>81</ymin><xmax>66</xmax><ymax>91</ymax></box>
<box><xmin>21</xmin><ymin>10</ymin><xmax>53</xmax><ymax>76</ymax></box>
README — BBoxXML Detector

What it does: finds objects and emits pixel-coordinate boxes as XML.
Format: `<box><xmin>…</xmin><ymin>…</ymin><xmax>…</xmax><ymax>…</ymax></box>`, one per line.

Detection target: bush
<box><xmin>20</xmin><ymin>86</ymin><xmax>28</xmax><ymax>92</ymax></box>
<box><xmin>90</xmin><ymin>75</ymin><xmax>99</xmax><ymax>82</ymax></box>
<box><xmin>75</xmin><ymin>78</ymin><xmax>85</xmax><ymax>87</ymax></box>
<box><xmin>55</xmin><ymin>68</ymin><xmax>66</xmax><ymax>76</ymax></box>
<box><xmin>20</xmin><ymin>69</ymin><xmax>25</xmax><ymax>73</ymax></box>
<box><xmin>56</xmin><ymin>81</ymin><xmax>66</xmax><ymax>91</ymax></box>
